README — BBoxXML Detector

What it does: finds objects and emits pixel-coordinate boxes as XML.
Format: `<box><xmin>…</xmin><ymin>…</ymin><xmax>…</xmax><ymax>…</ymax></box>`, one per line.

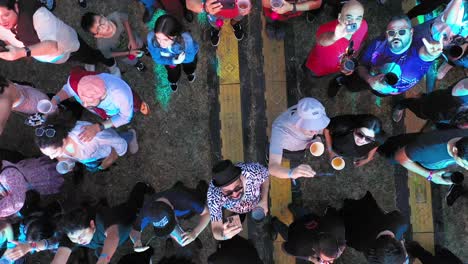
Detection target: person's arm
<box><xmin>51</xmin><ymin>247</ymin><xmax>72</xmax><ymax>264</ymax></box>
<box><xmin>419</xmin><ymin>37</ymin><xmax>444</xmax><ymax>62</ymax></box>
<box><xmin>271</xmin><ymin>0</ymin><xmax>322</xmax><ymax>14</ymax></box>
<box><xmin>440</xmin><ymin>0</ymin><xmax>463</xmax><ymax>24</ymax></box>
<box><xmin>96</xmin><ymin>225</ymin><xmax>120</xmax><ymax>264</ymax></box>
<box><xmin>5</xmin><ymin>238</ymin><xmax>59</xmax><ymax>260</ymax></box>
<box><xmin>210</xmin><ymin>220</ymin><xmax>242</xmax><ymax>240</ymax></box>
<box><xmin>181</xmin><ymin>33</ymin><xmax>198</xmax><ymax>63</ymax></box>
<box><xmin>268</xmin><ymin>153</ymin><xmax>316</xmax><ymax>179</ymax></box>
<box><xmin>354</xmin><ymin>146</ymin><xmax>378</xmax><ymax>167</ymax></box>
<box><xmin>51</xmin><ymin>88</ymin><xmax>72</xmax><ymax>107</ymax></box>
<box><xmin>0</xmin><ymin>41</ymin><xmax>59</xmax><ymax>61</ymax></box>
<box><xmin>186</xmin><ymin>0</ymin><xmax>204</xmax><ymax>13</ymax></box>
<box><xmin>99</xmin><ymin>148</ymin><xmax>119</xmax><ymax>170</ymax></box>
<box><xmin>323</xmin><ymin>128</ymin><xmax>338</xmax><ymax>160</ymax></box>
<box><xmin>258</xmin><ymin>178</ymin><xmax>270</xmax><ymax>214</ymax></box>
<box><xmin>180</xmin><ymin>205</ymin><xmax>211</xmax><ymax>246</ymax></box>
<box><xmin>122</xmin><ymin>18</ymin><xmax>138</xmax><ymax>51</ymax></box>
<box><xmin>452</xmin><ymin>78</ymin><xmax>468</xmax><ymax>96</ymax></box>
<box><xmin>0</xmin><ymin>97</ymin><xmax>13</xmax><ymax>135</ymax></box>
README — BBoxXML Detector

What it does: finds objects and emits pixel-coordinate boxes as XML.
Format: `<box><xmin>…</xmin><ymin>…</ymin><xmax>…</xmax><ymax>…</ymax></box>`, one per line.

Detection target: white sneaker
<box><xmin>84</xmin><ymin>64</ymin><xmax>95</xmax><ymax>72</ymax></box>
<box><xmin>128</xmin><ymin>129</ymin><xmax>139</xmax><ymax>154</ymax></box>
<box><xmin>108</xmin><ymin>63</ymin><xmax>122</xmax><ymax>78</ymax></box>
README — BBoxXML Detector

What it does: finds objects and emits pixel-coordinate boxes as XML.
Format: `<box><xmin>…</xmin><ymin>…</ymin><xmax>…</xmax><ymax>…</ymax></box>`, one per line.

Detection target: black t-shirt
<box><xmin>207</xmin><ymin>235</ymin><xmax>263</xmax><ymax>264</ymax></box>
<box><xmin>405</xmin><ymin>129</ymin><xmax>468</xmax><ymax>170</ymax></box>
<box><xmin>59</xmin><ymin>208</ymin><xmax>131</xmax><ymax>250</ymax></box>
<box><xmin>134</xmin><ymin>187</ymin><xmax>205</xmax><ymax>231</ymax></box>
<box><xmin>341</xmin><ymin>191</ymin><xmax>408</xmax><ymax>253</ymax></box>
<box><xmin>418</xmin><ymin>87</ymin><xmax>468</xmax><ymax>122</ymax></box>
<box><xmin>284</xmin><ymin>210</ymin><xmax>345</xmax><ymax>259</ymax></box>
<box><xmin>328</xmin><ymin>115</ymin><xmax>380</xmax><ymax>158</ymax></box>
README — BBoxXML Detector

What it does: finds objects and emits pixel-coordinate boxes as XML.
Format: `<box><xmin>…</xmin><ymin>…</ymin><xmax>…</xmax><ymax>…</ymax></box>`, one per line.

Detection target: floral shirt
<box><xmin>207</xmin><ymin>162</ymin><xmax>269</xmax><ymax>222</ymax></box>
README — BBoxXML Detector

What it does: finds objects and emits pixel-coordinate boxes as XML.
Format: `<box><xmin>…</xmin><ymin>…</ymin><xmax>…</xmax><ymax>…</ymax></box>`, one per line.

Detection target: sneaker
<box><xmin>232</xmin><ymin>22</ymin><xmax>244</xmax><ymax>41</ymax></box>
<box><xmin>327</xmin><ymin>76</ymin><xmax>343</xmax><ymax>98</ymax></box>
<box><xmin>135</xmin><ymin>61</ymin><xmax>146</xmax><ymax>72</ymax></box>
<box><xmin>184</xmin><ymin>10</ymin><xmax>194</xmax><ymax>23</ymax></box>
<box><xmin>210</xmin><ymin>28</ymin><xmax>220</xmax><ymax>47</ymax></box>
<box><xmin>391</xmin><ymin>107</ymin><xmax>404</xmax><ymax>123</ymax></box>
<box><xmin>78</xmin><ymin>0</ymin><xmax>87</xmax><ymax>8</ymax></box>
<box><xmin>40</xmin><ymin>0</ymin><xmax>55</xmax><ymax>11</ymax></box>
<box><xmin>446</xmin><ymin>184</ymin><xmax>465</xmax><ymax>207</ymax></box>
<box><xmin>187</xmin><ymin>73</ymin><xmax>196</xmax><ymax>83</ymax></box>
<box><xmin>84</xmin><ymin>64</ymin><xmax>95</xmax><ymax>72</ymax></box>
<box><xmin>128</xmin><ymin>129</ymin><xmax>139</xmax><ymax>154</ymax></box>
<box><xmin>170</xmin><ymin>83</ymin><xmax>178</xmax><ymax>91</ymax></box>
<box><xmin>140</xmin><ymin>102</ymin><xmax>150</xmax><ymax>115</ymax></box>
<box><xmin>108</xmin><ymin>63</ymin><xmax>122</xmax><ymax>78</ymax></box>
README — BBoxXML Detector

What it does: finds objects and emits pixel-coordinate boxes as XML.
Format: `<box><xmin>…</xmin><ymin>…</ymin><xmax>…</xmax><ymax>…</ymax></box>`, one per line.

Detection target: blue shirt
<box><xmin>147</xmin><ymin>32</ymin><xmax>199</xmax><ymax>65</ymax></box>
<box><xmin>360</xmin><ymin>36</ymin><xmax>432</xmax><ymax>94</ymax></box>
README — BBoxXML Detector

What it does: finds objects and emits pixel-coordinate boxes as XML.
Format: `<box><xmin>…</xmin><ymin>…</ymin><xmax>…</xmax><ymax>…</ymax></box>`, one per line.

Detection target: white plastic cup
<box><xmin>309</xmin><ymin>142</ymin><xmax>325</xmax><ymax>157</ymax></box>
<box><xmin>251</xmin><ymin>206</ymin><xmax>265</xmax><ymax>222</ymax></box>
<box><xmin>331</xmin><ymin>157</ymin><xmax>345</xmax><ymax>171</ymax></box>
<box><xmin>56</xmin><ymin>160</ymin><xmax>76</xmax><ymax>174</ymax></box>
<box><xmin>270</xmin><ymin>0</ymin><xmax>284</xmax><ymax>8</ymax></box>
<box><xmin>237</xmin><ymin>0</ymin><xmax>251</xmax><ymax>12</ymax></box>
<box><xmin>37</xmin><ymin>99</ymin><xmax>54</xmax><ymax>114</ymax></box>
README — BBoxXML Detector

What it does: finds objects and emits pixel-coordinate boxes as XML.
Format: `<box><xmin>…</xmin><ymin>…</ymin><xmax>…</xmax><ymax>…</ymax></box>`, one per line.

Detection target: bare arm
<box><xmin>395</xmin><ymin>147</ymin><xmax>431</xmax><ymax>178</ymax></box>
<box><xmin>122</xmin><ymin>20</ymin><xmax>137</xmax><ymax>49</ymax></box>
<box><xmin>99</xmin><ymin>148</ymin><xmax>119</xmax><ymax>169</ymax></box>
<box><xmin>51</xmin><ymin>88</ymin><xmax>72</xmax><ymax>106</ymax></box>
<box><xmin>186</xmin><ymin>0</ymin><xmax>204</xmax><ymax>13</ymax></box>
<box><xmin>323</xmin><ymin>129</ymin><xmax>337</xmax><ymax>159</ymax></box>
<box><xmin>96</xmin><ymin>225</ymin><xmax>120</xmax><ymax>264</ymax></box>
<box><xmin>192</xmin><ymin>206</ymin><xmax>211</xmax><ymax>238</ymax></box>
<box><xmin>0</xmin><ymin>97</ymin><xmax>13</xmax><ymax>135</ymax></box>
<box><xmin>269</xmin><ymin>153</ymin><xmax>316</xmax><ymax>179</ymax></box>
<box><xmin>51</xmin><ymin>247</ymin><xmax>72</xmax><ymax>264</ymax></box>
<box><xmin>452</xmin><ymin>78</ymin><xmax>468</xmax><ymax>96</ymax></box>
<box><xmin>210</xmin><ymin>220</ymin><xmax>225</xmax><ymax>240</ymax></box>
<box><xmin>441</xmin><ymin>0</ymin><xmax>462</xmax><ymax>24</ymax></box>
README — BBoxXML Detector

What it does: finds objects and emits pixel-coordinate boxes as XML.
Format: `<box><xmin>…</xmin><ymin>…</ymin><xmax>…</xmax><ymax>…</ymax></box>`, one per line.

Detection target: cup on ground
<box><xmin>331</xmin><ymin>157</ymin><xmax>345</xmax><ymax>170</ymax></box>
<box><xmin>56</xmin><ymin>160</ymin><xmax>76</xmax><ymax>174</ymax></box>
<box><xmin>309</xmin><ymin>142</ymin><xmax>325</xmax><ymax>157</ymax></box>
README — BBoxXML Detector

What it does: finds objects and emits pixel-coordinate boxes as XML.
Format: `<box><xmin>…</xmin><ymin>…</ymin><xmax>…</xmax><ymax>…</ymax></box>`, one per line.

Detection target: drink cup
<box><xmin>270</xmin><ymin>0</ymin><xmax>284</xmax><ymax>8</ymax></box>
<box><xmin>383</xmin><ymin>72</ymin><xmax>399</xmax><ymax>86</ymax></box>
<box><xmin>237</xmin><ymin>0</ymin><xmax>251</xmax><ymax>12</ymax></box>
<box><xmin>128</xmin><ymin>54</ymin><xmax>136</xmax><ymax>60</ymax></box>
<box><xmin>251</xmin><ymin>206</ymin><xmax>265</xmax><ymax>222</ymax></box>
<box><xmin>37</xmin><ymin>99</ymin><xmax>54</xmax><ymax>114</ymax></box>
<box><xmin>309</xmin><ymin>142</ymin><xmax>325</xmax><ymax>157</ymax></box>
<box><xmin>343</xmin><ymin>59</ymin><xmax>355</xmax><ymax>72</ymax></box>
<box><xmin>56</xmin><ymin>160</ymin><xmax>76</xmax><ymax>174</ymax></box>
<box><xmin>331</xmin><ymin>157</ymin><xmax>345</xmax><ymax>170</ymax></box>
<box><xmin>449</xmin><ymin>45</ymin><xmax>464</xmax><ymax>60</ymax></box>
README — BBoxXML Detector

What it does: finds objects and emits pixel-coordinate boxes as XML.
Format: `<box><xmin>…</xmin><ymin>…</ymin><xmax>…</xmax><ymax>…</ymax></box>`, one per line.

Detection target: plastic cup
<box><xmin>251</xmin><ymin>206</ymin><xmax>265</xmax><ymax>222</ymax></box>
<box><xmin>128</xmin><ymin>54</ymin><xmax>136</xmax><ymax>60</ymax></box>
<box><xmin>270</xmin><ymin>0</ymin><xmax>284</xmax><ymax>8</ymax></box>
<box><xmin>331</xmin><ymin>157</ymin><xmax>345</xmax><ymax>171</ymax></box>
<box><xmin>56</xmin><ymin>160</ymin><xmax>75</xmax><ymax>174</ymax></box>
<box><xmin>37</xmin><ymin>99</ymin><xmax>54</xmax><ymax>114</ymax></box>
<box><xmin>309</xmin><ymin>142</ymin><xmax>325</xmax><ymax>157</ymax></box>
<box><xmin>383</xmin><ymin>72</ymin><xmax>399</xmax><ymax>86</ymax></box>
<box><xmin>449</xmin><ymin>45</ymin><xmax>464</xmax><ymax>60</ymax></box>
<box><xmin>343</xmin><ymin>59</ymin><xmax>355</xmax><ymax>71</ymax></box>
<box><xmin>237</xmin><ymin>0</ymin><xmax>251</xmax><ymax>12</ymax></box>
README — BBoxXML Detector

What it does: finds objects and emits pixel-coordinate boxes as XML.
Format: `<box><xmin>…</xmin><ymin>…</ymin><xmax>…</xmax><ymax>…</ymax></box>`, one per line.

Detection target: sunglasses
<box><xmin>222</xmin><ymin>185</ymin><xmax>243</xmax><ymax>197</ymax></box>
<box><xmin>386</xmin><ymin>29</ymin><xmax>409</xmax><ymax>37</ymax></box>
<box><xmin>355</xmin><ymin>130</ymin><xmax>374</xmax><ymax>142</ymax></box>
<box><xmin>35</xmin><ymin>127</ymin><xmax>56</xmax><ymax>138</ymax></box>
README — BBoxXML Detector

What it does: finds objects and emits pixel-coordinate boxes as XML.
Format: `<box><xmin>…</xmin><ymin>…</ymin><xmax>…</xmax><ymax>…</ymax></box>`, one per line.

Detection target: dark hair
<box><xmin>0</xmin><ymin>75</ymin><xmax>9</xmax><ymax>95</ymax></box>
<box><xmin>24</xmin><ymin>213</ymin><xmax>56</xmax><ymax>241</ymax></box>
<box><xmin>318</xmin><ymin>234</ymin><xmax>341</xmax><ymax>258</ymax></box>
<box><xmin>81</xmin><ymin>12</ymin><xmax>98</xmax><ymax>32</ymax></box>
<box><xmin>34</xmin><ymin>117</ymin><xmax>76</xmax><ymax>150</ymax></box>
<box><xmin>367</xmin><ymin>235</ymin><xmax>406</xmax><ymax>264</ymax></box>
<box><xmin>455</xmin><ymin>137</ymin><xmax>468</xmax><ymax>160</ymax></box>
<box><xmin>159</xmin><ymin>256</ymin><xmax>196</xmax><ymax>264</ymax></box>
<box><xmin>153</xmin><ymin>15</ymin><xmax>184</xmax><ymax>47</ymax></box>
<box><xmin>0</xmin><ymin>0</ymin><xmax>15</xmax><ymax>9</ymax></box>
<box><xmin>358</xmin><ymin>115</ymin><xmax>387</xmax><ymax>143</ymax></box>
<box><xmin>61</xmin><ymin>206</ymin><xmax>96</xmax><ymax>234</ymax></box>
<box><xmin>388</xmin><ymin>15</ymin><xmax>412</xmax><ymax>27</ymax></box>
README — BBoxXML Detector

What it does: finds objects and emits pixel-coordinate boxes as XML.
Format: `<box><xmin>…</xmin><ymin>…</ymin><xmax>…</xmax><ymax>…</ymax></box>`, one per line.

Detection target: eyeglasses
<box><xmin>221</xmin><ymin>185</ymin><xmax>243</xmax><ymax>197</ymax></box>
<box><xmin>386</xmin><ymin>28</ymin><xmax>409</xmax><ymax>37</ymax></box>
<box><xmin>35</xmin><ymin>127</ymin><xmax>56</xmax><ymax>138</ymax></box>
<box><xmin>355</xmin><ymin>130</ymin><xmax>375</xmax><ymax>142</ymax></box>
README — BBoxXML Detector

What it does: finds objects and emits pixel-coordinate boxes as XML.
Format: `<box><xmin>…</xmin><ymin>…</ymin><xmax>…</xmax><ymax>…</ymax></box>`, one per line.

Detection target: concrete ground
<box><xmin>0</xmin><ymin>0</ymin><xmax>466</xmax><ymax>263</ymax></box>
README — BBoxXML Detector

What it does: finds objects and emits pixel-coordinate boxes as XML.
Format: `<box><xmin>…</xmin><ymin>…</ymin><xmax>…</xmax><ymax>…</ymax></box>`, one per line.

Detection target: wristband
<box><xmin>52</xmin><ymin>95</ymin><xmax>61</xmax><ymax>104</ymax></box>
<box><xmin>427</xmin><ymin>171</ymin><xmax>433</xmax><ymax>181</ymax></box>
<box><xmin>24</xmin><ymin>46</ymin><xmax>31</xmax><ymax>57</ymax></box>
<box><xmin>99</xmin><ymin>253</ymin><xmax>111</xmax><ymax>262</ymax></box>
<box><xmin>288</xmin><ymin>169</ymin><xmax>293</xmax><ymax>179</ymax></box>
<box><xmin>30</xmin><ymin>241</ymin><xmax>37</xmax><ymax>249</ymax></box>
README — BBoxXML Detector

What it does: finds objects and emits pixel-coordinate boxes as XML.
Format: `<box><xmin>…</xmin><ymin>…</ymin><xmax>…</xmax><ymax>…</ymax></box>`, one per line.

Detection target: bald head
<box><xmin>338</xmin><ymin>0</ymin><xmax>364</xmax><ymax>34</ymax></box>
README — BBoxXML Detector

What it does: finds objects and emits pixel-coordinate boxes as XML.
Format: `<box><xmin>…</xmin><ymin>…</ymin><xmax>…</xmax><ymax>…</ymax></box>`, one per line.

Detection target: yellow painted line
<box><xmin>261</xmin><ymin>15</ymin><xmax>294</xmax><ymax>263</ymax></box>
<box><xmin>218</xmin><ymin>23</ymin><xmax>240</xmax><ymax>85</ymax></box>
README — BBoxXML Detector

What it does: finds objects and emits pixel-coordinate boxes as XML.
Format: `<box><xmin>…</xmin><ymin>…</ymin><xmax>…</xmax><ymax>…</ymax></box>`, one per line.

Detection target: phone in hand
<box><xmin>217</xmin><ymin>0</ymin><xmax>236</xmax><ymax>9</ymax></box>
<box><xmin>226</xmin><ymin>215</ymin><xmax>242</xmax><ymax>229</ymax></box>
<box><xmin>345</xmin><ymin>23</ymin><xmax>357</xmax><ymax>33</ymax></box>
<box><xmin>0</xmin><ymin>40</ymin><xmax>8</xmax><ymax>52</ymax></box>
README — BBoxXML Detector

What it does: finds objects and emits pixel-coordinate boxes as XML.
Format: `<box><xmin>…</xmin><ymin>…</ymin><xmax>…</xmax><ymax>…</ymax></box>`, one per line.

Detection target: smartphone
<box><xmin>0</xmin><ymin>40</ymin><xmax>8</xmax><ymax>52</ymax></box>
<box><xmin>217</xmin><ymin>0</ymin><xmax>236</xmax><ymax>9</ymax></box>
<box><xmin>345</xmin><ymin>23</ymin><xmax>357</xmax><ymax>33</ymax></box>
<box><xmin>226</xmin><ymin>215</ymin><xmax>242</xmax><ymax>229</ymax></box>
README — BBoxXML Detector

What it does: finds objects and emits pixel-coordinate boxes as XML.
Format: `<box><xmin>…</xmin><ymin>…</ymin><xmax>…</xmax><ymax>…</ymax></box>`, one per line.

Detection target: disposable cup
<box><xmin>251</xmin><ymin>206</ymin><xmax>265</xmax><ymax>222</ymax></box>
<box><xmin>331</xmin><ymin>157</ymin><xmax>345</xmax><ymax>170</ymax></box>
<box><xmin>56</xmin><ymin>160</ymin><xmax>76</xmax><ymax>174</ymax></box>
<box><xmin>270</xmin><ymin>0</ymin><xmax>284</xmax><ymax>8</ymax></box>
<box><xmin>309</xmin><ymin>142</ymin><xmax>325</xmax><ymax>157</ymax></box>
<box><xmin>237</xmin><ymin>0</ymin><xmax>251</xmax><ymax>11</ymax></box>
<box><xmin>37</xmin><ymin>100</ymin><xmax>54</xmax><ymax>114</ymax></box>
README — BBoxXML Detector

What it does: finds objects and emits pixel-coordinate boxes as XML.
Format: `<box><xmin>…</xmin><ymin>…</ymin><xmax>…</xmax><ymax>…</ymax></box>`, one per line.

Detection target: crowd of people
<box><xmin>0</xmin><ymin>0</ymin><xmax>467</xmax><ymax>263</ymax></box>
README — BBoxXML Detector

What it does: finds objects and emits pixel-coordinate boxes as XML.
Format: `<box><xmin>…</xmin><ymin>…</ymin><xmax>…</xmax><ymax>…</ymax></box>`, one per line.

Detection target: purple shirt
<box><xmin>360</xmin><ymin>36</ymin><xmax>432</xmax><ymax>94</ymax></box>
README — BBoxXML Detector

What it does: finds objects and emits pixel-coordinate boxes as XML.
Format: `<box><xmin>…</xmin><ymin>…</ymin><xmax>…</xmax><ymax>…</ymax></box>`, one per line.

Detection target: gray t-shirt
<box><xmin>96</xmin><ymin>12</ymin><xmax>135</xmax><ymax>58</ymax></box>
<box><xmin>270</xmin><ymin>106</ymin><xmax>318</xmax><ymax>155</ymax></box>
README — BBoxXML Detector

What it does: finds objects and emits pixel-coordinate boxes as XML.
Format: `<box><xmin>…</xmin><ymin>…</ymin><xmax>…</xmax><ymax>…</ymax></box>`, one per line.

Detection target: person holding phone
<box><xmin>147</xmin><ymin>15</ymin><xmax>199</xmax><ymax>92</ymax></box>
<box><xmin>207</xmin><ymin>160</ymin><xmax>269</xmax><ymax>240</ymax></box>
<box><xmin>186</xmin><ymin>0</ymin><xmax>251</xmax><ymax>47</ymax></box>
<box><xmin>303</xmin><ymin>0</ymin><xmax>367</xmax><ymax>95</ymax></box>
<box><xmin>81</xmin><ymin>12</ymin><xmax>146</xmax><ymax>73</ymax></box>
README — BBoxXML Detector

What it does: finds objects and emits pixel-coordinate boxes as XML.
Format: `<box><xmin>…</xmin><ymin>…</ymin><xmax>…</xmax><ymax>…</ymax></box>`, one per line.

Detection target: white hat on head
<box><xmin>290</xmin><ymin>97</ymin><xmax>330</xmax><ymax>130</ymax></box>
